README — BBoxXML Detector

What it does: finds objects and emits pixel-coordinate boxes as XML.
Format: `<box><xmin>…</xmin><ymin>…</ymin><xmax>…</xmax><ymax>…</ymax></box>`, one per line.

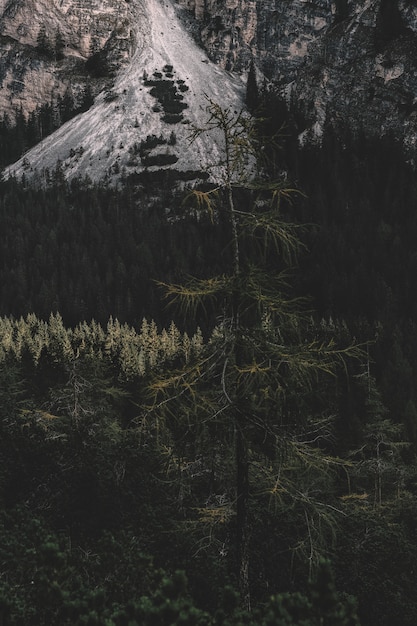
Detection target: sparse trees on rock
<box><xmin>36</xmin><ymin>25</ymin><xmax>54</xmax><ymax>58</ymax></box>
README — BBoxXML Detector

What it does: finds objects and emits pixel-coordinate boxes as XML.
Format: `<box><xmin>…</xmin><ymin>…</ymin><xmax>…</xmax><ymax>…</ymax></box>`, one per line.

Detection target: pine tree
<box><xmin>334</xmin><ymin>0</ymin><xmax>349</xmax><ymax>24</ymax></box>
<box><xmin>349</xmin><ymin>369</ymin><xmax>410</xmax><ymax>506</ymax></box>
<box><xmin>36</xmin><ymin>24</ymin><xmax>53</xmax><ymax>58</ymax></box>
<box><xmin>245</xmin><ymin>59</ymin><xmax>259</xmax><ymax>114</ymax></box>
<box><xmin>145</xmin><ymin>99</ymin><xmax>362</xmax><ymax>608</ymax></box>
<box><xmin>54</xmin><ymin>29</ymin><xmax>65</xmax><ymax>61</ymax></box>
<box><xmin>375</xmin><ymin>0</ymin><xmax>405</xmax><ymax>48</ymax></box>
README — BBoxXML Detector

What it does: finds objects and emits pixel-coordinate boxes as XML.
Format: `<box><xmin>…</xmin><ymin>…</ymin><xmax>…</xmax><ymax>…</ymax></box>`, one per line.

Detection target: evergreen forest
<box><xmin>0</xmin><ymin>91</ymin><xmax>416</xmax><ymax>625</ymax></box>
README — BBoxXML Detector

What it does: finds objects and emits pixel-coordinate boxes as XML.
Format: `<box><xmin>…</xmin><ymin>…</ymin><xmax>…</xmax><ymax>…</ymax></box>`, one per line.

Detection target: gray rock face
<box><xmin>177</xmin><ymin>0</ymin><xmax>417</xmax><ymax>148</ymax></box>
<box><xmin>0</xmin><ymin>0</ymin><xmax>136</xmax><ymax>118</ymax></box>
<box><xmin>289</xmin><ymin>0</ymin><xmax>417</xmax><ymax>146</ymax></box>
<box><xmin>175</xmin><ymin>0</ymin><xmax>332</xmax><ymax>76</ymax></box>
<box><xmin>2</xmin><ymin>0</ymin><xmax>417</xmax><ymax>180</ymax></box>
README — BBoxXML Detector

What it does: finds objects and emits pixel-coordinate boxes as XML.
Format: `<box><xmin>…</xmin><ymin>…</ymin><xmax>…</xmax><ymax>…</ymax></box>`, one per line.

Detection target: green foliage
<box><xmin>0</xmin><ymin>505</ymin><xmax>161</xmax><ymax>625</ymax></box>
<box><xmin>336</xmin><ymin>498</ymin><xmax>417</xmax><ymax>625</ymax></box>
<box><xmin>85</xmin><ymin>50</ymin><xmax>111</xmax><ymax>77</ymax></box>
<box><xmin>139</xmin><ymin>134</ymin><xmax>168</xmax><ymax>154</ymax></box>
<box><xmin>375</xmin><ymin>0</ymin><xmax>406</xmax><ymax>48</ymax></box>
<box><xmin>163</xmin><ymin>113</ymin><xmax>185</xmax><ymax>124</ymax></box>
<box><xmin>246</xmin><ymin>60</ymin><xmax>259</xmax><ymax>114</ymax></box>
<box><xmin>147</xmin><ymin>100</ymin><xmax>363</xmax><ymax>610</ymax></box>
<box><xmin>348</xmin><ymin>376</ymin><xmax>410</xmax><ymax>507</ymax></box>
<box><xmin>3</xmin><ymin>72</ymin><xmax>417</xmax><ymax>626</ymax></box>
<box><xmin>0</xmin><ymin>314</ymin><xmax>203</xmax><ymax>378</ymax></box>
<box><xmin>144</xmin><ymin>67</ymin><xmax>189</xmax><ymax>124</ymax></box>
<box><xmin>0</xmin><ymin>94</ymin><xmax>93</xmax><ymax>168</ymax></box>
<box><xmin>36</xmin><ymin>25</ymin><xmax>54</xmax><ymax>58</ymax></box>
<box><xmin>0</xmin><ymin>177</ymin><xmax>223</xmax><ymax>326</ymax></box>
<box><xmin>114</xmin><ymin>571</ymin><xmax>212</xmax><ymax>625</ymax></box>
<box><xmin>0</xmin><ymin>309</ymin><xmax>414</xmax><ymax>625</ymax></box>
<box><xmin>141</xmin><ymin>153</ymin><xmax>179</xmax><ymax>167</ymax></box>
<box><xmin>54</xmin><ymin>29</ymin><xmax>65</xmax><ymax>60</ymax></box>
<box><xmin>333</xmin><ymin>0</ymin><xmax>350</xmax><ymax>24</ymax></box>
<box><xmin>105</xmin><ymin>562</ymin><xmax>359</xmax><ymax>626</ymax></box>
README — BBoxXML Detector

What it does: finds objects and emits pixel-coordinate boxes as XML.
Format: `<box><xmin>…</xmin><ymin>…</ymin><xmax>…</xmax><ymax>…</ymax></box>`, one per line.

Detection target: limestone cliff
<box><xmin>3</xmin><ymin>0</ymin><xmax>417</xmax><ymax>181</ymax></box>
<box><xmin>175</xmin><ymin>0</ymin><xmax>332</xmax><ymax>76</ymax></box>
<box><xmin>0</xmin><ymin>0</ymin><xmax>136</xmax><ymax>118</ymax></box>
<box><xmin>4</xmin><ymin>0</ymin><xmax>245</xmax><ymax>183</ymax></box>
<box><xmin>290</xmin><ymin>0</ymin><xmax>417</xmax><ymax>148</ymax></box>
<box><xmin>175</xmin><ymin>0</ymin><xmax>417</xmax><ymax>148</ymax></box>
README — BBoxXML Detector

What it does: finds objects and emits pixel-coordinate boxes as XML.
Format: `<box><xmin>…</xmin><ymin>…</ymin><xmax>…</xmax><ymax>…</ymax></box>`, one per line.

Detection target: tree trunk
<box><xmin>236</xmin><ymin>424</ymin><xmax>251</xmax><ymax>611</ymax></box>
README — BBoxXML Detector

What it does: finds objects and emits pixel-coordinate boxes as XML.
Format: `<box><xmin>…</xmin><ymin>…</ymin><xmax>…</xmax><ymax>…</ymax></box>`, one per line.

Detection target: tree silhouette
<box><xmin>246</xmin><ymin>59</ymin><xmax>259</xmax><ymax>114</ymax></box>
<box><xmin>145</xmin><ymin>100</ymin><xmax>362</xmax><ymax>608</ymax></box>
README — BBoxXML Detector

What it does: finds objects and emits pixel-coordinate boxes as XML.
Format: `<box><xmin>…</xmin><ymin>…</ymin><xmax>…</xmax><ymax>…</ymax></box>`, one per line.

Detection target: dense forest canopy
<box><xmin>0</xmin><ymin>91</ymin><xmax>417</xmax><ymax>624</ymax></box>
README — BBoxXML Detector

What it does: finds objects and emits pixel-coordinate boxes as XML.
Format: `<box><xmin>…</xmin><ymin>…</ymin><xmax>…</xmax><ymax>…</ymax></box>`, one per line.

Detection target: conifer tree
<box><xmin>36</xmin><ymin>25</ymin><xmax>53</xmax><ymax>58</ymax></box>
<box><xmin>145</xmin><ymin>100</ymin><xmax>362</xmax><ymax>609</ymax></box>
<box><xmin>54</xmin><ymin>29</ymin><xmax>65</xmax><ymax>61</ymax></box>
<box><xmin>349</xmin><ymin>370</ymin><xmax>410</xmax><ymax>506</ymax></box>
<box><xmin>334</xmin><ymin>0</ymin><xmax>349</xmax><ymax>24</ymax></box>
<box><xmin>245</xmin><ymin>59</ymin><xmax>259</xmax><ymax>114</ymax></box>
<box><xmin>375</xmin><ymin>0</ymin><xmax>405</xmax><ymax>48</ymax></box>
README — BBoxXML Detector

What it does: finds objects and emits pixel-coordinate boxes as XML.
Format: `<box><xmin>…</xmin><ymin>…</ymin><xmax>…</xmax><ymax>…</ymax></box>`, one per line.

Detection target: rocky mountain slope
<box><xmin>0</xmin><ymin>0</ymin><xmax>135</xmax><ymax>118</ymax></box>
<box><xmin>2</xmin><ymin>0</ymin><xmax>245</xmax><ymax>182</ymax></box>
<box><xmin>3</xmin><ymin>0</ymin><xmax>417</xmax><ymax>182</ymax></box>
<box><xmin>183</xmin><ymin>0</ymin><xmax>417</xmax><ymax>147</ymax></box>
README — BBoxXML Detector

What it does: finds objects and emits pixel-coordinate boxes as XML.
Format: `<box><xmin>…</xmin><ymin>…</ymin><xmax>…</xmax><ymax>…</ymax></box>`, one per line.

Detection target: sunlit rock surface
<box><xmin>3</xmin><ymin>0</ymin><xmax>417</xmax><ymax>181</ymax></box>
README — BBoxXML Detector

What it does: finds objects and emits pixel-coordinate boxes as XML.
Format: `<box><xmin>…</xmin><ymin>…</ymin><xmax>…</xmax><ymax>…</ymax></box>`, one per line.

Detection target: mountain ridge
<box><xmin>3</xmin><ymin>0</ymin><xmax>245</xmax><ymax>184</ymax></box>
<box><xmin>3</xmin><ymin>0</ymin><xmax>417</xmax><ymax>182</ymax></box>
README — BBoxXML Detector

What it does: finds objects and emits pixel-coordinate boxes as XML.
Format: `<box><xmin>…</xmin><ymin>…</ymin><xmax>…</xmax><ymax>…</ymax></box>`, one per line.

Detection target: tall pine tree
<box><xmin>246</xmin><ymin>59</ymin><xmax>259</xmax><ymax>114</ymax></box>
<box><xmin>145</xmin><ymin>100</ymin><xmax>362</xmax><ymax>609</ymax></box>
